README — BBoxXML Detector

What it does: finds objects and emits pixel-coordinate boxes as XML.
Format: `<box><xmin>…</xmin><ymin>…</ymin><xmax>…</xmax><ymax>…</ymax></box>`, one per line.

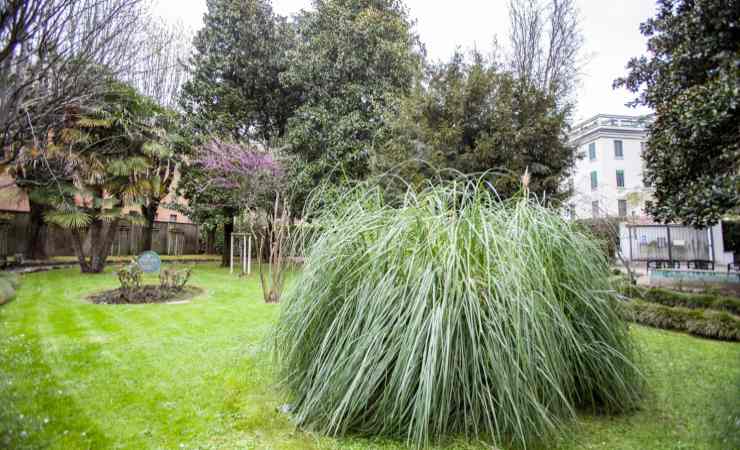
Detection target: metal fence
<box><xmin>0</xmin><ymin>211</ymin><xmax>200</xmax><ymax>257</ymax></box>
<box><xmin>625</xmin><ymin>224</ymin><xmax>713</xmax><ymax>262</ymax></box>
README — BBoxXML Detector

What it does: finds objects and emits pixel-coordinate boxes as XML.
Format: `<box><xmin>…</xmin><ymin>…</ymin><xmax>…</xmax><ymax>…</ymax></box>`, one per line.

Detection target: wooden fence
<box><xmin>0</xmin><ymin>211</ymin><xmax>200</xmax><ymax>257</ymax></box>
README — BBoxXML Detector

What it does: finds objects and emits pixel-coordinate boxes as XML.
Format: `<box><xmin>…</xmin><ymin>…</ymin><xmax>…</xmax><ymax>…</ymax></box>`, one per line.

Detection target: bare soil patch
<box><xmin>88</xmin><ymin>285</ymin><xmax>204</xmax><ymax>305</ymax></box>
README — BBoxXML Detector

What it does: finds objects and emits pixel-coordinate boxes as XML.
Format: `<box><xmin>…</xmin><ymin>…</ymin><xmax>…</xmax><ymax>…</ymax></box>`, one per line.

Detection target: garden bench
<box><xmin>687</xmin><ymin>260</ymin><xmax>714</xmax><ymax>271</ymax></box>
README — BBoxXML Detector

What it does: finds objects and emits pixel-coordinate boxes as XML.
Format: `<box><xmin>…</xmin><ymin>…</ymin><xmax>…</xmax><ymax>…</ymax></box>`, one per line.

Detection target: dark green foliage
<box><xmin>178</xmin><ymin>0</ymin><xmax>296</xmax><ymax>262</ymax></box>
<box><xmin>180</xmin><ymin>0</ymin><xmax>299</xmax><ymax>141</ymax></box>
<box><xmin>275</xmin><ymin>181</ymin><xmax>643</xmax><ymax>448</ymax></box>
<box><xmin>722</xmin><ymin>220</ymin><xmax>740</xmax><ymax>254</ymax></box>
<box><xmin>379</xmin><ymin>50</ymin><xmax>575</xmax><ymax>202</ymax></box>
<box><xmin>641</xmin><ymin>288</ymin><xmax>740</xmax><ymax>316</ymax></box>
<box><xmin>625</xmin><ymin>300</ymin><xmax>740</xmax><ymax>341</ymax></box>
<box><xmin>618</xmin><ymin>285</ymin><xmax>740</xmax><ymax>316</ymax></box>
<box><xmin>283</xmin><ymin>0</ymin><xmax>422</xmax><ymax>210</ymax></box>
<box><xmin>614</xmin><ymin>0</ymin><xmax>740</xmax><ymax>227</ymax></box>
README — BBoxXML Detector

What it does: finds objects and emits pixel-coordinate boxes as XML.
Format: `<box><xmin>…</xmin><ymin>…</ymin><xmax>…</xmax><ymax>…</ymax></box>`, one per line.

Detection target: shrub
<box><xmin>159</xmin><ymin>268</ymin><xmax>192</xmax><ymax>291</ymax></box>
<box><xmin>722</xmin><ymin>220</ymin><xmax>740</xmax><ymax>255</ymax></box>
<box><xmin>624</xmin><ymin>300</ymin><xmax>740</xmax><ymax>341</ymax></box>
<box><xmin>274</xmin><ymin>181</ymin><xmax>644</xmax><ymax>448</ymax></box>
<box><xmin>574</xmin><ymin>217</ymin><xmax>622</xmax><ymax>258</ymax></box>
<box><xmin>117</xmin><ymin>260</ymin><xmax>142</xmax><ymax>299</ymax></box>
<box><xmin>618</xmin><ymin>285</ymin><xmax>740</xmax><ymax>316</ymax></box>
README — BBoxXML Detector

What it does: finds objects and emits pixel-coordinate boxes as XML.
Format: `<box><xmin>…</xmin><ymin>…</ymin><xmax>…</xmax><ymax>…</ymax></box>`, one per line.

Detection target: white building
<box><xmin>566</xmin><ymin>114</ymin><xmax>653</xmax><ymax>220</ymax></box>
<box><xmin>566</xmin><ymin>114</ymin><xmax>736</xmax><ymax>267</ymax></box>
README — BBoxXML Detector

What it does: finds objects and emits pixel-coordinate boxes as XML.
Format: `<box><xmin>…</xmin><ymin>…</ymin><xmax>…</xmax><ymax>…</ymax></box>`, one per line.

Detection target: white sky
<box><xmin>154</xmin><ymin>0</ymin><xmax>657</xmax><ymax>122</ymax></box>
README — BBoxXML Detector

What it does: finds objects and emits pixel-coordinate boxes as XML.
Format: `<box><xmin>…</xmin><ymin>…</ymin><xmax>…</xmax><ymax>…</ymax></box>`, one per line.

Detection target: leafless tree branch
<box><xmin>508</xmin><ymin>0</ymin><xmax>584</xmax><ymax>105</ymax></box>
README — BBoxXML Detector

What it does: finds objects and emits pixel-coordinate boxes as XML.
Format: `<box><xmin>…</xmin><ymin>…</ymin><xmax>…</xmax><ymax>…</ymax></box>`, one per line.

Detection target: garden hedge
<box><xmin>624</xmin><ymin>300</ymin><xmax>740</xmax><ymax>341</ymax></box>
<box><xmin>618</xmin><ymin>284</ymin><xmax>740</xmax><ymax>316</ymax></box>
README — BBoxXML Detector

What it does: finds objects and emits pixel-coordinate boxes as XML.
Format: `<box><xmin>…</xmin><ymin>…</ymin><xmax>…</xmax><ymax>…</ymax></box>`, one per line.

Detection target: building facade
<box><xmin>567</xmin><ymin>114</ymin><xmax>653</xmax><ymax>220</ymax></box>
<box><xmin>567</xmin><ymin>114</ymin><xmax>736</xmax><ymax>266</ymax></box>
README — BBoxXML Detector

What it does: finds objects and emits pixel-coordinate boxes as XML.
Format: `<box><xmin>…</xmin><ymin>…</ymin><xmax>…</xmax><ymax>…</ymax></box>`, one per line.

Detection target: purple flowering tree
<box><xmin>196</xmin><ymin>140</ymin><xmax>280</xmax><ymax>191</ymax></box>
<box><xmin>185</xmin><ymin>139</ymin><xmax>286</xmax><ymax>270</ymax></box>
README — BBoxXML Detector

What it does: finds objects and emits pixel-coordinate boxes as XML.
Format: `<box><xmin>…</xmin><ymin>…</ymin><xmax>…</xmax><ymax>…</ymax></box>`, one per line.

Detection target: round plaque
<box><xmin>137</xmin><ymin>251</ymin><xmax>161</xmax><ymax>273</ymax></box>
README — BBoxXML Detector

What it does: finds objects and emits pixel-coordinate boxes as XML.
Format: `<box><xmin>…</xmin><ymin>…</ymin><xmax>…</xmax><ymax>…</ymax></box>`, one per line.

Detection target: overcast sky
<box><xmin>154</xmin><ymin>0</ymin><xmax>657</xmax><ymax>123</ymax></box>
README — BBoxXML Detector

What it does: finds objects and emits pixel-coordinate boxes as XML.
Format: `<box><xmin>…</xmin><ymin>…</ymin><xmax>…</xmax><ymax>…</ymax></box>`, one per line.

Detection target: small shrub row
<box><xmin>112</xmin><ymin>262</ymin><xmax>193</xmax><ymax>304</ymax></box>
<box><xmin>617</xmin><ymin>284</ymin><xmax>740</xmax><ymax>316</ymax></box>
<box><xmin>0</xmin><ymin>272</ymin><xmax>19</xmax><ymax>305</ymax></box>
<box><xmin>624</xmin><ymin>300</ymin><xmax>740</xmax><ymax>341</ymax></box>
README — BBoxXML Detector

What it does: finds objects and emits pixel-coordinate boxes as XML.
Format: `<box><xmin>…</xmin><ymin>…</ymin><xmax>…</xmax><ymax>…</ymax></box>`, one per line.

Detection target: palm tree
<box><xmin>28</xmin><ymin>81</ymin><xmax>169</xmax><ymax>273</ymax></box>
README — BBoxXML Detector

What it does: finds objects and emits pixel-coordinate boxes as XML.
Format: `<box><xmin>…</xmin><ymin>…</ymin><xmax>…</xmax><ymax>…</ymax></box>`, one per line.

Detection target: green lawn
<box><xmin>1</xmin><ymin>264</ymin><xmax>738</xmax><ymax>450</ymax></box>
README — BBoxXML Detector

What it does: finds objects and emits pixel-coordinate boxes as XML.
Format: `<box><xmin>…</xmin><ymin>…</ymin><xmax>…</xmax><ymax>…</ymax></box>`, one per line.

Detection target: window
<box><xmin>588</xmin><ymin>142</ymin><xmax>596</xmax><ymax>161</ymax></box>
<box><xmin>170</xmin><ymin>214</ymin><xmax>177</xmax><ymax>223</ymax></box>
<box><xmin>614</xmin><ymin>140</ymin><xmax>623</xmax><ymax>159</ymax></box>
<box><xmin>618</xmin><ymin>199</ymin><xmax>628</xmax><ymax>217</ymax></box>
<box><xmin>590</xmin><ymin>171</ymin><xmax>598</xmax><ymax>190</ymax></box>
<box><xmin>592</xmin><ymin>201</ymin><xmax>600</xmax><ymax>218</ymax></box>
<box><xmin>616</xmin><ymin>170</ymin><xmax>625</xmax><ymax>188</ymax></box>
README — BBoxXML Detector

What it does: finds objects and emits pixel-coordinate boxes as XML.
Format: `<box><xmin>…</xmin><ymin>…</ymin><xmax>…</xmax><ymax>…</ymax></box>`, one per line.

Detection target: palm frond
<box><xmin>76</xmin><ymin>117</ymin><xmax>113</xmax><ymax>129</ymax></box>
<box><xmin>97</xmin><ymin>208</ymin><xmax>123</xmax><ymax>222</ymax></box>
<box><xmin>143</xmin><ymin>141</ymin><xmax>172</xmax><ymax>159</ymax></box>
<box><xmin>44</xmin><ymin>206</ymin><xmax>92</xmax><ymax>229</ymax></box>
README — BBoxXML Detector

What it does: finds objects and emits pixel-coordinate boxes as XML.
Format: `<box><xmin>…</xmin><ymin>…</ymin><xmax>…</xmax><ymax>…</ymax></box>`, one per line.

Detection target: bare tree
<box><xmin>124</xmin><ymin>18</ymin><xmax>192</xmax><ymax>110</ymax></box>
<box><xmin>258</xmin><ymin>192</ymin><xmax>291</xmax><ymax>304</ymax></box>
<box><xmin>508</xmin><ymin>0</ymin><xmax>583</xmax><ymax>104</ymax></box>
<box><xmin>0</xmin><ymin>0</ymin><xmax>147</xmax><ymax>157</ymax></box>
<box><xmin>1</xmin><ymin>0</ymin><xmax>149</xmax><ymax>259</ymax></box>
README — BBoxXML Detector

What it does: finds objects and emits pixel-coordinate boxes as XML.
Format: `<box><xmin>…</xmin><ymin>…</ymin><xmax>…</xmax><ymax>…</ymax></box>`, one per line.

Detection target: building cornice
<box><xmin>569</xmin><ymin>113</ymin><xmax>653</xmax><ymax>145</ymax></box>
<box><xmin>570</xmin><ymin>128</ymin><xmax>648</xmax><ymax>146</ymax></box>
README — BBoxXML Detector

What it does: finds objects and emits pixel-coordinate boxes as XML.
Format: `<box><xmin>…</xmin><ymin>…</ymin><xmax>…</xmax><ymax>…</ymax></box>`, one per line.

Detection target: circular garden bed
<box><xmin>88</xmin><ymin>285</ymin><xmax>204</xmax><ymax>305</ymax></box>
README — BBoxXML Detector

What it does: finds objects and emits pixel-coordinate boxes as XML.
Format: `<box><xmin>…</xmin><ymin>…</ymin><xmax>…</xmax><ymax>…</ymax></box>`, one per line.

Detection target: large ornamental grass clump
<box><xmin>274</xmin><ymin>181</ymin><xmax>643</xmax><ymax>448</ymax></box>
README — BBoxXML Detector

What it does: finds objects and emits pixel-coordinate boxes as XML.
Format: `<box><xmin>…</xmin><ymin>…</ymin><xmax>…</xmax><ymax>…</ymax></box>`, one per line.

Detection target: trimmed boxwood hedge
<box><xmin>617</xmin><ymin>284</ymin><xmax>740</xmax><ymax>316</ymax></box>
<box><xmin>624</xmin><ymin>300</ymin><xmax>740</xmax><ymax>341</ymax></box>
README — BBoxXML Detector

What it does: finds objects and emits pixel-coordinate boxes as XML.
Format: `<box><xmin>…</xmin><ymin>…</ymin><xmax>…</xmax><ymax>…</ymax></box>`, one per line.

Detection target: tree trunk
<box><xmin>221</xmin><ymin>214</ymin><xmax>234</xmax><ymax>267</ymax></box>
<box><xmin>206</xmin><ymin>228</ymin><xmax>216</xmax><ymax>254</ymax></box>
<box><xmin>141</xmin><ymin>201</ymin><xmax>159</xmax><ymax>251</ymax></box>
<box><xmin>262</xmin><ymin>216</ymin><xmax>274</xmax><ymax>261</ymax></box>
<box><xmin>70</xmin><ymin>228</ymin><xmax>91</xmax><ymax>273</ymax></box>
<box><xmin>26</xmin><ymin>201</ymin><xmax>48</xmax><ymax>260</ymax></box>
<box><xmin>88</xmin><ymin>219</ymin><xmax>120</xmax><ymax>273</ymax></box>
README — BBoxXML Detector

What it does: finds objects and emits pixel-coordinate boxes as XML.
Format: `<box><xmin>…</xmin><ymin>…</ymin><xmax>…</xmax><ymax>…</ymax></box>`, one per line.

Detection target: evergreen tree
<box><xmin>283</xmin><ymin>0</ymin><xmax>423</xmax><ymax>210</ymax></box>
<box><xmin>614</xmin><ymin>0</ymin><xmax>740</xmax><ymax>227</ymax></box>
<box><xmin>180</xmin><ymin>0</ymin><xmax>299</xmax><ymax>142</ymax></box>
<box><xmin>380</xmin><ymin>50</ymin><xmax>575</xmax><ymax>201</ymax></box>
